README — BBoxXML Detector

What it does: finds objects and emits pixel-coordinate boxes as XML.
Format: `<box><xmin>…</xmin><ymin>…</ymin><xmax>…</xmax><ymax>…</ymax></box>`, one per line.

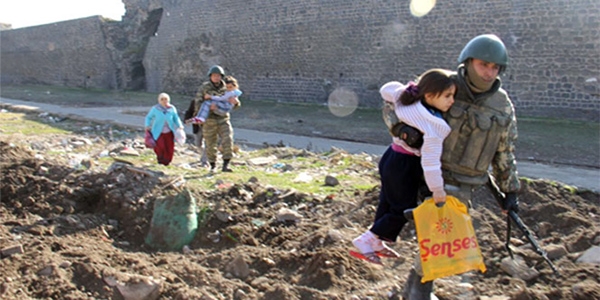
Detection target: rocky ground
<box><xmin>1</xmin><ymin>110</ymin><xmax>599</xmax><ymax>300</ymax></box>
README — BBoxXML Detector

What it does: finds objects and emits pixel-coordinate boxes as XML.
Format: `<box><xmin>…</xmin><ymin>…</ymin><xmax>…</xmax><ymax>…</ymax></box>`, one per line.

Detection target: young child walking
<box><xmin>350</xmin><ymin>69</ymin><xmax>456</xmax><ymax>265</ymax></box>
<box><xmin>145</xmin><ymin>92</ymin><xmax>184</xmax><ymax>166</ymax></box>
<box><xmin>189</xmin><ymin>75</ymin><xmax>242</xmax><ymax>124</ymax></box>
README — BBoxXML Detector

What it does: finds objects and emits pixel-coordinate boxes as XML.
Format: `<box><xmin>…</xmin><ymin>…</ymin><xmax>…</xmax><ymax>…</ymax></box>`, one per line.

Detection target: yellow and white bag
<box><xmin>413</xmin><ymin>196</ymin><xmax>486</xmax><ymax>282</ymax></box>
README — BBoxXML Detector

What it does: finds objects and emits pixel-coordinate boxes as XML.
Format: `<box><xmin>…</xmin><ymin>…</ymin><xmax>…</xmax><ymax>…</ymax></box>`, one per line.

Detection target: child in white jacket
<box><xmin>350</xmin><ymin>69</ymin><xmax>456</xmax><ymax>265</ymax></box>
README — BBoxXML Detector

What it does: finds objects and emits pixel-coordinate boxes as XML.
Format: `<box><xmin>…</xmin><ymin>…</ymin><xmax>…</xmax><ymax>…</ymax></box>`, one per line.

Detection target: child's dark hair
<box><xmin>399</xmin><ymin>69</ymin><xmax>456</xmax><ymax>106</ymax></box>
<box><xmin>223</xmin><ymin>75</ymin><xmax>238</xmax><ymax>87</ymax></box>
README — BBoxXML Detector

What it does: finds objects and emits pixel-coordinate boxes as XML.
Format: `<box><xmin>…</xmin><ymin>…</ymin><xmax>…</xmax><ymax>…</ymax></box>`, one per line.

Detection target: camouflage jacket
<box><xmin>194</xmin><ymin>79</ymin><xmax>228</xmax><ymax>120</ymax></box>
<box><xmin>441</xmin><ymin>66</ymin><xmax>520</xmax><ymax>193</ymax></box>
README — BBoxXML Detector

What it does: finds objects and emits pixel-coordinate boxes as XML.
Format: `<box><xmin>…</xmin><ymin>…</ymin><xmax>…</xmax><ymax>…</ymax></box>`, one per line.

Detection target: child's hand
<box><xmin>432</xmin><ymin>191</ymin><xmax>446</xmax><ymax>206</ymax></box>
<box><xmin>204</xmin><ymin>94</ymin><xmax>212</xmax><ymax>100</ymax></box>
<box><xmin>228</xmin><ymin>97</ymin><xmax>240</xmax><ymax>106</ymax></box>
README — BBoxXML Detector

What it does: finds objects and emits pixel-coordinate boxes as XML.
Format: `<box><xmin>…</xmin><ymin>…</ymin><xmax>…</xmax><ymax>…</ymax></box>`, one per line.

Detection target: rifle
<box><xmin>486</xmin><ymin>174</ymin><xmax>560</xmax><ymax>275</ymax></box>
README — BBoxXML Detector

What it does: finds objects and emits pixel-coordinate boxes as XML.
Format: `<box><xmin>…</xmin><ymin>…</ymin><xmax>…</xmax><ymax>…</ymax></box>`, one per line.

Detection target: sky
<box><xmin>0</xmin><ymin>0</ymin><xmax>436</xmax><ymax>29</ymax></box>
<box><xmin>0</xmin><ymin>0</ymin><xmax>126</xmax><ymax>29</ymax></box>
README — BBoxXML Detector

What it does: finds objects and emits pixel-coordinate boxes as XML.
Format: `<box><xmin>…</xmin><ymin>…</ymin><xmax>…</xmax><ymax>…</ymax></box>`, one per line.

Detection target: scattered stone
<box><xmin>537</xmin><ymin>221</ymin><xmax>553</xmax><ymax>237</ymax></box>
<box><xmin>327</xmin><ymin>229</ymin><xmax>344</xmax><ymax>242</ymax></box>
<box><xmin>248</xmin><ymin>155</ymin><xmax>277</xmax><ymax>166</ymax></box>
<box><xmin>120</xmin><ymin>147</ymin><xmax>140</xmax><ymax>156</ymax></box>
<box><xmin>324</xmin><ymin>175</ymin><xmax>339</xmax><ymax>186</ymax></box>
<box><xmin>453</xmin><ymin>282</ymin><xmax>476</xmax><ymax>299</ymax></box>
<box><xmin>1</xmin><ymin>244</ymin><xmax>24</xmax><ymax>258</ymax></box>
<box><xmin>262</xmin><ymin>257</ymin><xmax>276</xmax><ymax>266</ymax></box>
<box><xmin>226</xmin><ymin>255</ymin><xmax>250</xmax><ymax>279</ymax></box>
<box><xmin>576</xmin><ymin>245</ymin><xmax>600</xmax><ymax>264</ymax></box>
<box><xmin>234</xmin><ymin>289</ymin><xmax>247</xmax><ymax>299</ymax></box>
<box><xmin>500</xmin><ymin>256</ymin><xmax>540</xmax><ymax>280</ymax></box>
<box><xmin>545</xmin><ymin>244</ymin><xmax>568</xmax><ymax>260</ymax></box>
<box><xmin>37</xmin><ymin>264</ymin><xmax>57</xmax><ymax>276</ymax></box>
<box><xmin>103</xmin><ymin>276</ymin><xmax>119</xmax><ymax>287</ymax></box>
<box><xmin>250</xmin><ymin>276</ymin><xmax>273</xmax><ymax>291</ymax></box>
<box><xmin>116</xmin><ymin>277</ymin><xmax>161</xmax><ymax>300</ymax></box>
<box><xmin>214</xmin><ymin>210</ymin><xmax>232</xmax><ymax>222</ymax></box>
<box><xmin>276</xmin><ymin>207</ymin><xmax>302</xmax><ymax>223</ymax></box>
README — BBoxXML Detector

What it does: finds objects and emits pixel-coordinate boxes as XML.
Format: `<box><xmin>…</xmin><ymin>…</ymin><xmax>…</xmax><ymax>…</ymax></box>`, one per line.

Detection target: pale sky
<box><xmin>0</xmin><ymin>0</ymin><xmax>126</xmax><ymax>29</ymax></box>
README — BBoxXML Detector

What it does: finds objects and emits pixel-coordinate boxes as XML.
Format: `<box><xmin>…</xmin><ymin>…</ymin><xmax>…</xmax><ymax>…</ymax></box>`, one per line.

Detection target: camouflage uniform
<box><xmin>196</xmin><ymin>79</ymin><xmax>236</xmax><ymax>164</ymax></box>
<box><xmin>442</xmin><ymin>65</ymin><xmax>520</xmax><ymax>197</ymax></box>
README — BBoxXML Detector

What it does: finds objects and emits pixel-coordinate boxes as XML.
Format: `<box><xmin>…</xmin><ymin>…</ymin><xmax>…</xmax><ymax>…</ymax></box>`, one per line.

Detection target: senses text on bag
<box><xmin>420</xmin><ymin>236</ymin><xmax>478</xmax><ymax>261</ymax></box>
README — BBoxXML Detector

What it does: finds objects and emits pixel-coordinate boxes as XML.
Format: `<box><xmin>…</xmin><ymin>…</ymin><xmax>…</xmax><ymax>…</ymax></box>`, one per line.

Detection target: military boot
<box><xmin>401</xmin><ymin>269</ymin><xmax>436</xmax><ymax>300</ymax></box>
<box><xmin>222</xmin><ymin>159</ymin><xmax>232</xmax><ymax>172</ymax></box>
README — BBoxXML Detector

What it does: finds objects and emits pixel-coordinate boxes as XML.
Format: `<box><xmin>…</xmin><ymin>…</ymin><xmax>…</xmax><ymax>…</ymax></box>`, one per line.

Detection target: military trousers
<box><xmin>202</xmin><ymin>116</ymin><xmax>234</xmax><ymax>163</ymax></box>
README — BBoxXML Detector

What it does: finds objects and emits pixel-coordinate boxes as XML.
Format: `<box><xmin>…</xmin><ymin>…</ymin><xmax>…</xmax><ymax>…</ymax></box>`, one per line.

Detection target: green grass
<box><xmin>0</xmin><ymin>111</ymin><xmax>71</xmax><ymax>135</ymax></box>
<box><xmin>0</xmin><ymin>110</ymin><xmax>380</xmax><ymax>195</ymax></box>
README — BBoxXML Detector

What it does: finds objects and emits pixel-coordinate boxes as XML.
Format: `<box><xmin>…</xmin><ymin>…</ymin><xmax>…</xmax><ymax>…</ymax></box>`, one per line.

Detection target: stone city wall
<box><xmin>1</xmin><ymin>0</ymin><xmax>599</xmax><ymax>120</ymax></box>
<box><xmin>1</xmin><ymin>16</ymin><xmax>118</xmax><ymax>89</ymax></box>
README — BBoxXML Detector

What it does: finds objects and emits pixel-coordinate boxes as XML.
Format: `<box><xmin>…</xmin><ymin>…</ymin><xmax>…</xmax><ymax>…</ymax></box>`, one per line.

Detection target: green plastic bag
<box><xmin>145</xmin><ymin>189</ymin><xmax>198</xmax><ymax>251</ymax></box>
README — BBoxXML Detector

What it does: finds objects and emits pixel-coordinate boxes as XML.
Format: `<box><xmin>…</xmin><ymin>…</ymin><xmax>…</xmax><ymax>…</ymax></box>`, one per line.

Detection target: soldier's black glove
<box><xmin>503</xmin><ymin>192</ymin><xmax>519</xmax><ymax>213</ymax></box>
<box><xmin>390</xmin><ymin>123</ymin><xmax>424</xmax><ymax>148</ymax></box>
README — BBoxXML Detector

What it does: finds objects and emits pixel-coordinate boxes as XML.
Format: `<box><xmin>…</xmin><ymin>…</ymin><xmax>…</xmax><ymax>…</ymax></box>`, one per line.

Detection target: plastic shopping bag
<box><xmin>145</xmin><ymin>130</ymin><xmax>156</xmax><ymax>149</ymax></box>
<box><xmin>174</xmin><ymin>127</ymin><xmax>186</xmax><ymax>146</ymax></box>
<box><xmin>413</xmin><ymin>196</ymin><xmax>486</xmax><ymax>282</ymax></box>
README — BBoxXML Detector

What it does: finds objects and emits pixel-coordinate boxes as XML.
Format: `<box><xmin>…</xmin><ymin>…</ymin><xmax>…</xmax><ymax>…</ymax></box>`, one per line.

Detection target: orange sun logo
<box><xmin>435</xmin><ymin>217</ymin><xmax>453</xmax><ymax>234</ymax></box>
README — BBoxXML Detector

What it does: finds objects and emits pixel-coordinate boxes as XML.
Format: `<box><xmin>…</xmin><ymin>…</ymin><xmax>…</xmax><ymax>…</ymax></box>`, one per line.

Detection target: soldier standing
<box><xmin>400</xmin><ymin>34</ymin><xmax>521</xmax><ymax>299</ymax></box>
<box><xmin>186</xmin><ymin>65</ymin><xmax>240</xmax><ymax>172</ymax></box>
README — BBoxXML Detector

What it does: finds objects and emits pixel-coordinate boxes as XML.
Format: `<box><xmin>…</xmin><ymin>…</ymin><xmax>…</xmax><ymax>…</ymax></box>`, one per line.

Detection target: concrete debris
<box><xmin>576</xmin><ymin>245</ymin><xmax>600</xmax><ymax>264</ymax></box>
<box><xmin>276</xmin><ymin>207</ymin><xmax>303</xmax><ymax>223</ymax></box>
<box><xmin>500</xmin><ymin>256</ymin><xmax>540</xmax><ymax>280</ymax></box>
<box><xmin>1</xmin><ymin>244</ymin><xmax>24</xmax><ymax>258</ymax></box>
<box><xmin>226</xmin><ymin>255</ymin><xmax>250</xmax><ymax>279</ymax></box>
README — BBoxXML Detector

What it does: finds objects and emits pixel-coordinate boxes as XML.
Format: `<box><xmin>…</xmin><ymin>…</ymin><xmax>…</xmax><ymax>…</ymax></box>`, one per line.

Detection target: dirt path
<box><xmin>1</xmin><ymin>98</ymin><xmax>599</xmax><ymax>192</ymax></box>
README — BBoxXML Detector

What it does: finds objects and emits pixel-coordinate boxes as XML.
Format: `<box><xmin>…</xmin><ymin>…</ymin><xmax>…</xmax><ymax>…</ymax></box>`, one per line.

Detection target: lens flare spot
<box><xmin>327</xmin><ymin>87</ymin><xmax>358</xmax><ymax>117</ymax></box>
<box><xmin>410</xmin><ymin>0</ymin><xmax>436</xmax><ymax>17</ymax></box>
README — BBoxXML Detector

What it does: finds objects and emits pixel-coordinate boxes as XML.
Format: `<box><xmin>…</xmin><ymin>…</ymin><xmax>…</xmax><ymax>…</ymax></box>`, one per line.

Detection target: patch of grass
<box><xmin>197</xmin><ymin>206</ymin><xmax>213</xmax><ymax>227</ymax></box>
<box><xmin>0</xmin><ymin>112</ymin><xmax>71</xmax><ymax>135</ymax></box>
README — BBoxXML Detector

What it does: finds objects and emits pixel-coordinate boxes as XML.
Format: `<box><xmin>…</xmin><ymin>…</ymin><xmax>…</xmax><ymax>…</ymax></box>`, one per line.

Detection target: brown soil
<box><xmin>1</xmin><ymin>115</ymin><xmax>599</xmax><ymax>299</ymax></box>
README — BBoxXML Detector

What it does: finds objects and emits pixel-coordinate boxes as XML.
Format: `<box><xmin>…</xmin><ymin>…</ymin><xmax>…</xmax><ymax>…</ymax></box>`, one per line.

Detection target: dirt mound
<box><xmin>1</xmin><ymin>134</ymin><xmax>599</xmax><ymax>299</ymax></box>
